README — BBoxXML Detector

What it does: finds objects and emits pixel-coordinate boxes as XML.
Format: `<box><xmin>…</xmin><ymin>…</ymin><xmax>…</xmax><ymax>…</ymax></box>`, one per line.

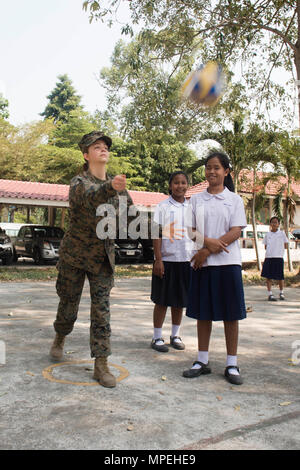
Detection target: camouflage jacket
<box><xmin>59</xmin><ymin>170</ymin><xmax>133</xmax><ymax>274</ymax></box>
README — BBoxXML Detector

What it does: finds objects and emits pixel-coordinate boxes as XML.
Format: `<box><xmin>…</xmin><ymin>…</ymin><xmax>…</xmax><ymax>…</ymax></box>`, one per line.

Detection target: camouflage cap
<box><xmin>78</xmin><ymin>131</ymin><xmax>112</xmax><ymax>153</ymax></box>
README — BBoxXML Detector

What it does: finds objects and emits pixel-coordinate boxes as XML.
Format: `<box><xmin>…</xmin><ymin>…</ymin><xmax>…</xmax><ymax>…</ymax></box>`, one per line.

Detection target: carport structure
<box><xmin>0</xmin><ymin>179</ymin><xmax>168</xmax><ymax>227</ymax></box>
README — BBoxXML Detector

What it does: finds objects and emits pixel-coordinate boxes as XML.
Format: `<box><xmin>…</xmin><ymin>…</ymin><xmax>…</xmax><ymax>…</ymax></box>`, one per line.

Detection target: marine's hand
<box><xmin>112</xmin><ymin>174</ymin><xmax>126</xmax><ymax>192</ymax></box>
<box><xmin>153</xmin><ymin>260</ymin><xmax>164</xmax><ymax>278</ymax></box>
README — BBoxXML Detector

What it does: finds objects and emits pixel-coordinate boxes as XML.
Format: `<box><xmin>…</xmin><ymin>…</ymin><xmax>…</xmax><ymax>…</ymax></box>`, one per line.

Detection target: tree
<box><xmin>0</xmin><ymin>94</ymin><xmax>9</xmax><ymax>120</ymax></box>
<box><xmin>49</xmin><ymin>109</ymin><xmax>95</xmax><ymax>149</ymax></box>
<box><xmin>98</xmin><ymin>35</ymin><xmax>248</xmax><ymax>192</ymax></box>
<box><xmin>84</xmin><ymin>0</ymin><xmax>300</xmax><ymax>128</ymax></box>
<box><xmin>0</xmin><ymin>118</ymin><xmax>16</xmax><ymax>179</ymax></box>
<box><xmin>41</xmin><ymin>74</ymin><xmax>83</xmax><ymax>123</ymax></box>
<box><xmin>242</xmin><ymin>123</ymin><xmax>277</xmax><ymax>270</ymax></box>
<box><xmin>272</xmin><ymin>134</ymin><xmax>300</xmax><ymax>271</ymax></box>
<box><xmin>201</xmin><ymin>113</ymin><xmax>251</xmax><ymax>192</ymax></box>
<box><xmin>99</xmin><ymin>38</ymin><xmax>209</xmax><ymax>142</ymax></box>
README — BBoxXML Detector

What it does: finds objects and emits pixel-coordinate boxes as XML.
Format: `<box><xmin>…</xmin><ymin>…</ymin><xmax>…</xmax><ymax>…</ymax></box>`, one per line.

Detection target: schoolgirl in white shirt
<box><xmin>150</xmin><ymin>171</ymin><xmax>195</xmax><ymax>353</ymax></box>
<box><xmin>183</xmin><ymin>152</ymin><xmax>247</xmax><ymax>385</ymax></box>
<box><xmin>261</xmin><ymin>216</ymin><xmax>288</xmax><ymax>301</ymax></box>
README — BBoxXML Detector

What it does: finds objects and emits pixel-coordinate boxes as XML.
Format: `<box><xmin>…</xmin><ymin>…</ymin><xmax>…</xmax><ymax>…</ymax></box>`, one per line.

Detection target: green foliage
<box><xmin>49</xmin><ymin>109</ymin><xmax>95</xmax><ymax>149</ymax></box>
<box><xmin>40</xmin><ymin>74</ymin><xmax>83</xmax><ymax>123</ymax></box>
<box><xmin>84</xmin><ymin>0</ymin><xmax>300</xmax><ymax>127</ymax></box>
<box><xmin>0</xmin><ymin>94</ymin><xmax>9</xmax><ymax>120</ymax></box>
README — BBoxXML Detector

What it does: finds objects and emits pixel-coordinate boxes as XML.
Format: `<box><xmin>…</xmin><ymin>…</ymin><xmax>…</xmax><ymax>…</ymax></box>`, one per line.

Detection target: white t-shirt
<box><xmin>263</xmin><ymin>230</ymin><xmax>288</xmax><ymax>258</ymax></box>
<box><xmin>154</xmin><ymin>196</ymin><xmax>195</xmax><ymax>262</ymax></box>
<box><xmin>189</xmin><ymin>187</ymin><xmax>247</xmax><ymax>267</ymax></box>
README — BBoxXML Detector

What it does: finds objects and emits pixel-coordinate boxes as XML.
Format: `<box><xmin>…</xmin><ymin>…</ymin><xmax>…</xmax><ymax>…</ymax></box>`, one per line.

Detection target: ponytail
<box><xmin>224</xmin><ymin>173</ymin><xmax>235</xmax><ymax>192</ymax></box>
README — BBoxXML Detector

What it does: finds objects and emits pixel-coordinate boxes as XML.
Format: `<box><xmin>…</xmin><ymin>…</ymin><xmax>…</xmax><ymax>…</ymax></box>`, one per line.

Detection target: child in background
<box><xmin>150</xmin><ymin>171</ymin><xmax>194</xmax><ymax>353</ymax></box>
<box><xmin>183</xmin><ymin>151</ymin><xmax>247</xmax><ymax>385</ymax></box>
<box><xmin>261</xmin><ymin>216</ymin><xmax>288</xmax><ymax>301</ymax></box>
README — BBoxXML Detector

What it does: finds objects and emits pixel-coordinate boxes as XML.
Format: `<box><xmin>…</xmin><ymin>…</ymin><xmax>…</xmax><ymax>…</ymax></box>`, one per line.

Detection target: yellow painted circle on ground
<box><xmin>42</xmin><ymin>360</ymin><xmax>129</xmax><ymax>386</ymax></box>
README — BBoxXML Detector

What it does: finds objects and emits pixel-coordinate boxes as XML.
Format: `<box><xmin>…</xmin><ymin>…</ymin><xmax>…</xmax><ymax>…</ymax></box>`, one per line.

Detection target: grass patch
<box><xmin>0</xmin><ymin>264</ymin><xmax>153</xmax><ymax>282</ymax></box>
<box><xmin>243</xmin><ymin>268</ymin><xmax>300</xmax><ymax>287</ymax></box>
<box><xmin>1</xmin><ymin>263</ymin><xmax>299</xmax><ymax>286</ymax></box>
<box><xmin>0</xmin><ymin>266</ymin><xmax>58</xmax><ymax>282</ymax></box>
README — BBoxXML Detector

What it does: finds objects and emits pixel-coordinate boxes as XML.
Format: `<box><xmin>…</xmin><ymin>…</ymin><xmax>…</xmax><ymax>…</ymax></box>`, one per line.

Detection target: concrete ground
<box><xmin>0</xmin><ymin>276</ymin><xmax>299</xmax><ymax>451</ymax></box>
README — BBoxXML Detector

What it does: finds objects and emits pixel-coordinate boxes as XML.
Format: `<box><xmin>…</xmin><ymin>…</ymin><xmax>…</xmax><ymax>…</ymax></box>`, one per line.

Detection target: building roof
<box><xmin>1</xmin><ymin>168</ymin><xmax>299</xmax><ymax>209</ymax></box>
<box><xmin>0</xmin><ymin>179</ymin><xmax>168</xmax><ymax>208</ymax></box>
<box><xmin>186</xmin><ymin>170</ymin><xmax>300</xmax><ymax>199</ymax></box>
<box><xmin>0</xmin><ymin>179</ymin><xmax>69</xmax><ymax>202</ymax></box>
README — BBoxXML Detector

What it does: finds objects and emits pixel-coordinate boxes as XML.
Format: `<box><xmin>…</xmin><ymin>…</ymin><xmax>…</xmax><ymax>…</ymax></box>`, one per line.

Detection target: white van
<box><xmin>240</xmin><ymin>224</ymin><xmax>270</xmax><ymax>248</ymax></box>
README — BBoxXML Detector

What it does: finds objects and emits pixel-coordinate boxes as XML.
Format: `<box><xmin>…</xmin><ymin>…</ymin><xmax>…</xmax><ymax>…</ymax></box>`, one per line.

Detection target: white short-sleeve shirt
<box><xmin>263</xmin><ymin>230</ymin><xmax>288</xmax><ymax>258</ymax></box>
<box><xmin>154</xmin><ymin>196</ymin><xmax>195</xmax><ymax>262</ymax></box>
<box><xmin>189</xmin><ymin>187</ymin><xmax>247</xmax><ymax>266</ymax></box>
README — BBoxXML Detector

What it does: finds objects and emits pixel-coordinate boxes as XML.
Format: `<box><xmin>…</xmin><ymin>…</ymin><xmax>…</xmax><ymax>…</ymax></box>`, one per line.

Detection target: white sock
<box><xmin>268</xmin><ymin>290</ymin><xmax>273</xmax><ymax>296</ymax></box>
<box><xmin>226</xmin><ymin>355</ymin><xmax>239</xmax><ymax>375</ymax></box>
<box><xmin>192</xmin><ymin>351</ymin><xmax>209</xmax><ymax>369</ymax></box>
<box><xmin>153</xmin><ymin>328</ymin><xmax>164</xmax><ymax>345</ymax></box>
<box><xmin>280</xmin><ymin>290</ymin><xmax>284</xmax><ymax>294</ymax></box>
<box><xmin>171</xmin><ymin>324</ymin><xmax>180</xmax><ymax>340</ymax></box>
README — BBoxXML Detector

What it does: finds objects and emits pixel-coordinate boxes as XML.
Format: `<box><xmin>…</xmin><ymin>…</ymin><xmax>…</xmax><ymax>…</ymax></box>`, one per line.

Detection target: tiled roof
<box><xmin>0</xmin><ymin>179</ymin><xmax>69</xmax><ymax>201</ymax></box>
<box><xmin>186</xmin><ymin>170</ymin><xmax>300</xmax><ymax>198</ymax></box>
<box><xmin>127</xmin><ymin>190</ymin><xmax>169</xmax><ymax>206</ymax></box>
<box><xmin>237</xmin><ymin>170</ymin><xmax>300</xmax><ymax>197</ymax></box>
<box><xmin>0</xmin><ymin>179</ymin><xmax>168</xmax><ymax>207</ymax></box>
<box><xmin>186</xmin><ymin>180</ymin><xmax>208</xmax><ymax>198</ymax></box>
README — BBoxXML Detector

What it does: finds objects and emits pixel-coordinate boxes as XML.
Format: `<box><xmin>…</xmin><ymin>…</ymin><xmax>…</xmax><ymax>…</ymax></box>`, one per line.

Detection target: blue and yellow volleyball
<box><xmin>181</xmin><ymin>62</ymin><xmax>226</xmax><ymax>107</ymax></box>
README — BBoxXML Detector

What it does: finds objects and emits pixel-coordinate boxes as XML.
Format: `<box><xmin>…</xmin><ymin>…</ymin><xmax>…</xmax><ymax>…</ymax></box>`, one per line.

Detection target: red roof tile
<box><xmin>0</xmin><ymin>179</ymin><xmax>168</xmax><ymax>207</ymax></box>
<box><xmin>128</xmin><ymin>190</ymin><xmax>169</xmax><ymax>206</ymax></box>
<box><xmin>186</xmin><ymin>170</ymin><xmax>300</xmax><ymax>198</ymax></box>
<box><xmin>0</xmin><ymin>179</ymin><xmax>69</xmax><ymax>201</ymax></box>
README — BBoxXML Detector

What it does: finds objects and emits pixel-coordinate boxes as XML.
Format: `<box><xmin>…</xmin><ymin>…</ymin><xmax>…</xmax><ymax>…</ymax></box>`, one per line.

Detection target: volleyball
<box><xmin>181</xmin><ymin>61</ymin><xmax>226</xmax><ymax>107</ymax></box>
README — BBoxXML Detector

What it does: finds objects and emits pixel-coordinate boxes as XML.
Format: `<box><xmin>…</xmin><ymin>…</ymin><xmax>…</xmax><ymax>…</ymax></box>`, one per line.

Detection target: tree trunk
<box><xmin>284</xmin><ymin>179</ymin><xmax>293</xmax><ymax>272</ymax></box>
<box><xmin>251</xmin><ymin>168</ymin><xmax>261</xmax><ymax>270</ymax></box>
<box><xmin>296</xmin><ymin>0</ymin><xmax>300</xmax><ymax>129</ymax></box>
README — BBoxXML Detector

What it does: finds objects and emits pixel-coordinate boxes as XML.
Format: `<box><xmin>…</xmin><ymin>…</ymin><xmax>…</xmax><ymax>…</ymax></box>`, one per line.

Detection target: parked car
<box><xmin>292</xmin><ymin>229</ymin><xmax>300</xmax><ymax>240</ymax></box>
<box><xmin>14</xmin><ymin>225</ymin><xmax>64</xmax><ymax>264</ymax></box>
<box><xmin>0</xmin><ymin>223</ymin><xmax>28</xmax><ymax>261</ymax></box>
<box><xmin>0</xmin><ymin>228</ymin><xmax>14</xmax><ymax>265</ymax></box>
<box><xmin>115</xmin><ymin>238</ymin><xmax>143</xmax><ymax>264</ymax></box>
<box><xmin>0</xmin><ymin>223</ymin><xmax>25</xmax><ymax>241</ymax></box>
<box><xmin>140</xmin><ymin>238</ymin><xmax>154</xmax><ymax>262</ymax></box>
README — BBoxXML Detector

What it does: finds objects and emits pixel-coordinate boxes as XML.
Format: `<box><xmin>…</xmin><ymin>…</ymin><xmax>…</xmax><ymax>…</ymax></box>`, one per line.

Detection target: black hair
<box><xmin>168</xmin><ymin>171</ymin><xmax>189</xmax><ymax>195</ymax></box>
<box><xmin>204</xmin><ymin>151</ymin><xmax>235</xmax><ymax>192</ymax></box>
<box><xmin>269</xmin><ymin>216</ymin><xmax>280</xmax><ymax>224</ymax></box>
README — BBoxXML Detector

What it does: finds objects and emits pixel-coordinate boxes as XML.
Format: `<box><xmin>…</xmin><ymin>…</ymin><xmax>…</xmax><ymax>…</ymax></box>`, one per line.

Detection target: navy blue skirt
<box><xmin>151</xmin><ymin>261</ymin><xmax>191</xmax><ymax>308</ymax></box>
<box><xmin>186</xmin><ymin>265</ymin><xmax>246</xmax><ymax>322</ymax></box>
<box><xmin>261</xmin><ymin>257</ymin><xmax>284</xmax><ymax>280</ymax></box>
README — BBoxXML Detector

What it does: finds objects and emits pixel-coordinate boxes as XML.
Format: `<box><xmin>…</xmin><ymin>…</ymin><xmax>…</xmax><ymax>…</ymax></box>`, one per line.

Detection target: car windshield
<box><xmin>4</xmin><ymin>229</ymin><xmax>19</xmax><ymax>237</ymax></box>
<box><xmin>32</xmin><ymin>227</ymin><xmax>64</xmax><ymax>238</ymax></box>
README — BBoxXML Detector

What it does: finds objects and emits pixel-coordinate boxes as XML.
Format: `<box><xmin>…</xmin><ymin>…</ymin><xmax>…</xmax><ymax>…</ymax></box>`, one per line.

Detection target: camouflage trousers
<box><xmin>54</xmin><ymin>260</ymin><xmax>114</xmax><ymax>358</ymax></box>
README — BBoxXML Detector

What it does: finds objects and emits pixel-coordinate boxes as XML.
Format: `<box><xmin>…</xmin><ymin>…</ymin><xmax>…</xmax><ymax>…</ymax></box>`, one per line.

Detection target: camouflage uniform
<box><xmin>54</xmin><ymin>169</ymin><xmax>133</xmax><ymax>358</ymax></box>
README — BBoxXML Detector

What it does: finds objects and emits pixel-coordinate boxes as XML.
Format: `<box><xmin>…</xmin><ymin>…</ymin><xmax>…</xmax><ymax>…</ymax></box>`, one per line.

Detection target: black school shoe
<box><xmin>224</xmin><ymin>366</ymin><xmax>243</xmax><ymax>385</ymax></box>
<box><xmin>182</xmin><ymin>361</ymin><xmax>211</xmax><ymax>378</ymax></box>
<box><xmin>151</xmin><ymin>338</ymin><xmax>169</xmax><ymax>353</ymax></box>
<box><xmin>268</xmin><ymin>294</ymin><xmax>277</xmax><ymax>301</ymax></box>
<box><xmin>170</xmin><ymin>336</ymin><xmax>185</xmax><ymax>350</ymax></box>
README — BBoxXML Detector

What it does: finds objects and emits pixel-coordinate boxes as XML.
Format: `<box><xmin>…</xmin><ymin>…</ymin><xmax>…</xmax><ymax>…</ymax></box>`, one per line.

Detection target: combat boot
<box><xmin>93</xmin><ymin>357</ymin><xmax>116</xmax><ymax>388</ymax></box>
<box><xmin>50</xmin><ymin>333</ymin><xmax>65</xmax><ymax>360</ymax></box>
